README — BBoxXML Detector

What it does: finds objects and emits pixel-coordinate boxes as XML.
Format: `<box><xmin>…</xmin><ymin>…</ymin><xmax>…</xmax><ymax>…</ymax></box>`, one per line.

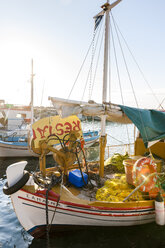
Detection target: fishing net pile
<box><xmin>104</xmin><ymin>153</ymin><xmax>130</xmax><ymax>172</ymax></box>
<box><xmin>96</xmin><ymin>174</ymin><xmax>144</xmax><ymax>202</ymax></box>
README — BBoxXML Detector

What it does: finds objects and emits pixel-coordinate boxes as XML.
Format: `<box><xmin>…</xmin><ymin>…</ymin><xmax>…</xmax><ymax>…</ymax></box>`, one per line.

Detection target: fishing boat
<box><xmin>0</xmin><ymin>60</ymin><xmax>35</xmax><ymax>157</ymax></box>
<box><xmin>0</xmin><ymin>112</ymin><xmax>31</xmax><ymax>157</ymax></box>
<box><xmin>3</xmin><ymin>0</ymin><xmax>165</xmax><ymax>239</ymax></box>
<box><xmin>0</xmin><ymin>59</ymin><xmax>99</xmax><ymax>158</ymax></box>
<box><xmin>0</xmin><ymin>110</ymin><xmax>34</xmax><ymax>157</ymax></box>
<box><xmin>0</xmin><ymin>128</ymin><xmax>99</xmax><ymax>157</ymax></box>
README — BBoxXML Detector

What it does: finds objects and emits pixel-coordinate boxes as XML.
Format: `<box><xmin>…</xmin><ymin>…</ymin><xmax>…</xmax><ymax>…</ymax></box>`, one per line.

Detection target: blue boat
<box><xmin>0</xmin><ymin>130</ymin><xmax>99</xmax><ymax>157</ymax></box>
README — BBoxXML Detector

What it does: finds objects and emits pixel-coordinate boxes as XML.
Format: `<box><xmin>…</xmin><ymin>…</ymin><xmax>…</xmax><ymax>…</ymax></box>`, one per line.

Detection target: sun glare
<box><xmin>0</xmin><ymin>38</ymin><xmax>57</xmax><ymax>106</ymax></box>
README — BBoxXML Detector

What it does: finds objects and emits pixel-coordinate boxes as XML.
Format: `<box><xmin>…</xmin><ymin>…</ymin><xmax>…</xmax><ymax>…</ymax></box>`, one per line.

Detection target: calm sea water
<box><xmin>1</xmin><ymin>121</ymin><xmax>165</xmax><ymax>248</ymax></box>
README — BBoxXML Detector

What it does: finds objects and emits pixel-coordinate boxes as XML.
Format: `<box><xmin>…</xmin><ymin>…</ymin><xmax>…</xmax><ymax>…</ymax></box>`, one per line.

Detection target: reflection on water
<box><xmin>0</xmin><ymin>178</ymin><xmax>33</xmax><ymax>248</ymax></box>
<box><xmin>30</xmin><ymin>224</ymin><xmax>165</xmax><ymax>248</ymax></box>
<box><xmin>81</xmin><ymin>121</ymin><xmax>135</xmax><ymax>146</ymax></box>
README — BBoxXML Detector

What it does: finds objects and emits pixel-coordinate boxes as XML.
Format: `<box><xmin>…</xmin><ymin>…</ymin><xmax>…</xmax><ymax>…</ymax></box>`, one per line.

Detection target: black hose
<box><xmin>80</xmin><ymin>146</ymin><xmax>93</xmax><ymax>187</ymax></box>
<box><xmin>45</xmin><ymin>174</ymin><xmax>62</xmax><ymax>248</ymax></box>
<box><xmin>45</xmin><ymin>187</ymin><xmax>50</xmax><ymax>248</ymax></box>
<box><xmin>62</xmin><ymin>133</ymin><xmax>70</xmax><ymax>147</ymax></box>
<box><xmin>47</xmin><ymin>134</ymin><xmax>65</xmax><ymax>150</ymax></box>
<box><xmin>75</xmin><ymin>145</ymin><xmax>93</xmax><ymax>187</ymax></box>
<box><xmin>75</xmin><ymin>149</ymin><xmax>87</xmax><ymax>186</ymax></box>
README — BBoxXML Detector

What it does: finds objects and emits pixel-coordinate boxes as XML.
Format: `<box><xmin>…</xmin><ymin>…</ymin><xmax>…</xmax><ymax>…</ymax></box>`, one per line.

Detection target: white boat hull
<box><xmin>0</xmin><ymin>141</ymin><xmax>37</xmax><ymax>157</ymax></box>
<box><xmin>10</xmin><ymin>188</ymin><xmax>155</xmax><ymax>238</ymax></box>
<box><xmin>0</xmin><ymin>133</ymin><xmax>99</xmax><ymax>157</ymax></box>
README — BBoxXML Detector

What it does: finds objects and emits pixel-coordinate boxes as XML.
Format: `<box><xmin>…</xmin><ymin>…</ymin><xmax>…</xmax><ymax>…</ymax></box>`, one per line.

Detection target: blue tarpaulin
<box><xmin>120</xmin><ymin>105</ymin><xmax>165</xmax><ymax>147</ymax></box>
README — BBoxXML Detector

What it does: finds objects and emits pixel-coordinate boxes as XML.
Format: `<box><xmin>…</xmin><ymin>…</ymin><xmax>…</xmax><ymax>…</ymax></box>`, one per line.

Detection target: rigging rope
<box><xmin>88</xmin><ymin>26</ymin><xmax>96</xmax><ymax>101</ymax></box>
<box><xmin>81</xmin><ymin>16</ymin><xmax>104</xmax><ymax>101</ymax></box>
<box><xmin>110</xmin><ymin>15</ymin><xmax>130</xmax><ymax>147</ymax></box>
<box><xmin>108</xmin><ymin>18</ymin><xmax>112</xmax><ymax>103</ymax></box>
<box><xmin>111</xmin><ymin>15</ymin><xmax>163</xmax><ymax>110</ymax></box>
<box><xmin>67</xmin><ymin>38</ymin><xmax>93</xmax><ymax>100</ymax></box>
<box><xmin>88</xmin><ymin>16</ymin><xmax>104</xmax><ymax>101</ymax></box>
<box><xmin>107</xmin><ymin>133</ymin><xmax>124</xmax><ymax>144</ymax></box>
<box><xmin>90</xmin><ymin>24</ymin><xmax>104</xmax><ymax>100</ymax></box>
<box><xmin>110</xmin><ymin>21</ymin><xmax>124</xmax><ymax>105</ymax></box>
<box><xmin>68</xmin><ymin>22</ymin><xmax>102</xmax><ymax>100</ymax></box>
<box><xmin>111</xmin><ymin>13</ymin><xmax>151</xmax><ymax>149</ymax></box>
<box><xmin>157</xmin><ymin>97</ymin><xmax>165</xmax><ymax>110</ymax></box>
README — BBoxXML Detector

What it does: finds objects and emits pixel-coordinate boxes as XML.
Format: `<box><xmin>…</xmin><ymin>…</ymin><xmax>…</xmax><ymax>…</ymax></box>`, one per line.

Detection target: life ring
<box><xmin>132</xmin><ymin>157</ymin><xmax>157</xmax><ymax>192</ymax></box>
<box><xmin>3</xmin><ymin>170</ymin><xmax>30</xmax><ymax>195</ymax></box>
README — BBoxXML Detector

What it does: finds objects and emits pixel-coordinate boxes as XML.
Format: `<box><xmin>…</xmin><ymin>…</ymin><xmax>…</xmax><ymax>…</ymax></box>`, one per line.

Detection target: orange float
<box><xmin>132</xmin><ymin>157</ymin><xmax>157</xmax><ymax>192</ymax></box>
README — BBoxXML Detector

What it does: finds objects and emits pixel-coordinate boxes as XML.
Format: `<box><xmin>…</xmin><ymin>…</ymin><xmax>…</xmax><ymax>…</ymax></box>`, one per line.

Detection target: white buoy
<box><xmin>155</xmin><ymin>192</ymin><xmax>164</xmax><ymax>226</ymax></box>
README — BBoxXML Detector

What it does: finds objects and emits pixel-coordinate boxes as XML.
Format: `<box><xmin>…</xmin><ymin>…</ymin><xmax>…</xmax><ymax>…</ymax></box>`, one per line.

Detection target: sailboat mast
<box><xmin>101</xmin><ymin>0</ymin><xmax>122</xmax><ymax>134</ymax></box>
<box><xmin>102</xmin><ymin>1</ymin><xmax>109</xmax><ymax>106</ymax></box>
<box><xmin>99</xmin><ymin>1</ymin><xmax>110</xmax><ymax>178</ymax></box>
<box><xmin>99</xmin><ymin>0</ymin><xmax>122</xmax><ymax>177</ymax></box>
<box><xmin>31</xmin><ymin>59</ymin><xmax>34</xmax><ymax>126</ymax></box>
<box><xmin>101</xmin><ymin>1</ymin><xmax>110</xmax><ymax>136</ymax></box>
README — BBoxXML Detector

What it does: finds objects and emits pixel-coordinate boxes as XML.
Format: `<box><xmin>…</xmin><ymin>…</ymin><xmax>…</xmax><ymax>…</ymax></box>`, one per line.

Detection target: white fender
<box><xmin>6</xmin><ymin>161</ymin><xmax>28</xmax><ymax>187</ymax></box>
<box><xmin>155</xmin><ymin>200</ymin><xmax>165</xmax><ymax>226</ymax></box>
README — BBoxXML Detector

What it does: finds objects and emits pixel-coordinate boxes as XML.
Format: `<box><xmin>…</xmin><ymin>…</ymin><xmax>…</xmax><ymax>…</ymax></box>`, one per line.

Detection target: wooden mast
<box><xmin>99</xmin><ymin>0</ymin><xmax>122</xmax><ymax>177</ymax></box>
<box><xmin>31</xmin><ymin>59</ymin><xmax>35</xmax><ymax>126</ymax></box>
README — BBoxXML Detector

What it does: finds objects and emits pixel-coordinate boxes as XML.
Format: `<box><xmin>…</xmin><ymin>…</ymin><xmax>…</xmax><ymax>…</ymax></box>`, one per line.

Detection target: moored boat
<box><xmin>0</xmin><ymin>127</ymin><xmax>99</xmax><ymax>157</ymax></box>
<box><xmin>3</xmin><ymin>113</ymin><xmax>165</xmax><ymax>238</ymax></box>
<box><xmin>3</xmin><ymin>0</ymin><xmax>165</xmax><ymax>240</ymax></box>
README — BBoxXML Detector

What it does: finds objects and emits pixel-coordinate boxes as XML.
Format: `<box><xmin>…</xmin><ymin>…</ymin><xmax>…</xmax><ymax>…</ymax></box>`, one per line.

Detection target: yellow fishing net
<box><xmin>96</xmin><ymin>174</ymin><xmax>144</xmax><ymax>202</ymax></box>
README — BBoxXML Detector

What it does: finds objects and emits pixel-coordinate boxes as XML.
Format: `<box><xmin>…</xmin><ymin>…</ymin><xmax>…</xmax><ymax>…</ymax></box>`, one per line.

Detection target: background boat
<box><xmin>0</xmin><ymin>129</ymin><xmax>99</xmax><ymax>157</ymax></box>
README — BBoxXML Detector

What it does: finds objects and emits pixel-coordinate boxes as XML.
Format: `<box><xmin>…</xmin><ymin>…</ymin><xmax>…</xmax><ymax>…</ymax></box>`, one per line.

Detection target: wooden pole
<box><xmin>99</xmin><ymin>0</ymin><xmax>122</xmax><ymax>177</ymax></box>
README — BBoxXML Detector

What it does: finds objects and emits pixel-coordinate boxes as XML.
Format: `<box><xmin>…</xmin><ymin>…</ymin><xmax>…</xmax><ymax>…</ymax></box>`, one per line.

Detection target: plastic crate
<box><xmin>68</xmin><ymin>169</ymin><xmax>88</xmax><ymax>187</ymax></box>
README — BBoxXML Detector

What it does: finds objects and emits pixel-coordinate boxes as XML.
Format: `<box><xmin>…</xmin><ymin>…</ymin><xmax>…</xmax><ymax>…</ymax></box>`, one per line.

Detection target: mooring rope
<box><xmin>45</xmin><ymin>174</ymin><xmax>62</xmax><ymax>248</ymax></box>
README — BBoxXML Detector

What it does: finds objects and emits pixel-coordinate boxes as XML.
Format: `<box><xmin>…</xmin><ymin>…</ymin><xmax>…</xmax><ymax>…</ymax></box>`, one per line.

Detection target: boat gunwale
<box><xmin>20</xmin><ymin>188</ymin><xmax>156</xmax><ymax>211</ymax></box>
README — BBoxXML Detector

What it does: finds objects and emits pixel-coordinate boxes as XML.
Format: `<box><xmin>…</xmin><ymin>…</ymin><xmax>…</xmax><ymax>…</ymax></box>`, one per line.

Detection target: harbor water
<box><xmin>1</xmin><ymin>121</ymin><xmax>165</xmax><ymax>248</ymax></box>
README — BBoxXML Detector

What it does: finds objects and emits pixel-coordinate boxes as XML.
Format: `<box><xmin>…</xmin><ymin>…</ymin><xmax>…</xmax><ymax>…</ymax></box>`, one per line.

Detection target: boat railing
<box><xmin>106</xmin><ymin>143</ymin><xmax>134</xmax><ymax>157</ymax></box>
<box><xmin>0</xmin><ymin>128</ymin><xmax>28</xmax><ymax>142</ymax></box>
<box><xmin>84</xmin><ymin>142</ymin><xmax>134</xmax><ymax>161</ymax></box>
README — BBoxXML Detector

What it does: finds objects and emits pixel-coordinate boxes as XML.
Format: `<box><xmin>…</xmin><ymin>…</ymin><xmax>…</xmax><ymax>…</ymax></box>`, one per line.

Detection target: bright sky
<box><xmin>0</xmin><ymin>0</ymin><xmax>165</xmax><ymax>109</ymax></box>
